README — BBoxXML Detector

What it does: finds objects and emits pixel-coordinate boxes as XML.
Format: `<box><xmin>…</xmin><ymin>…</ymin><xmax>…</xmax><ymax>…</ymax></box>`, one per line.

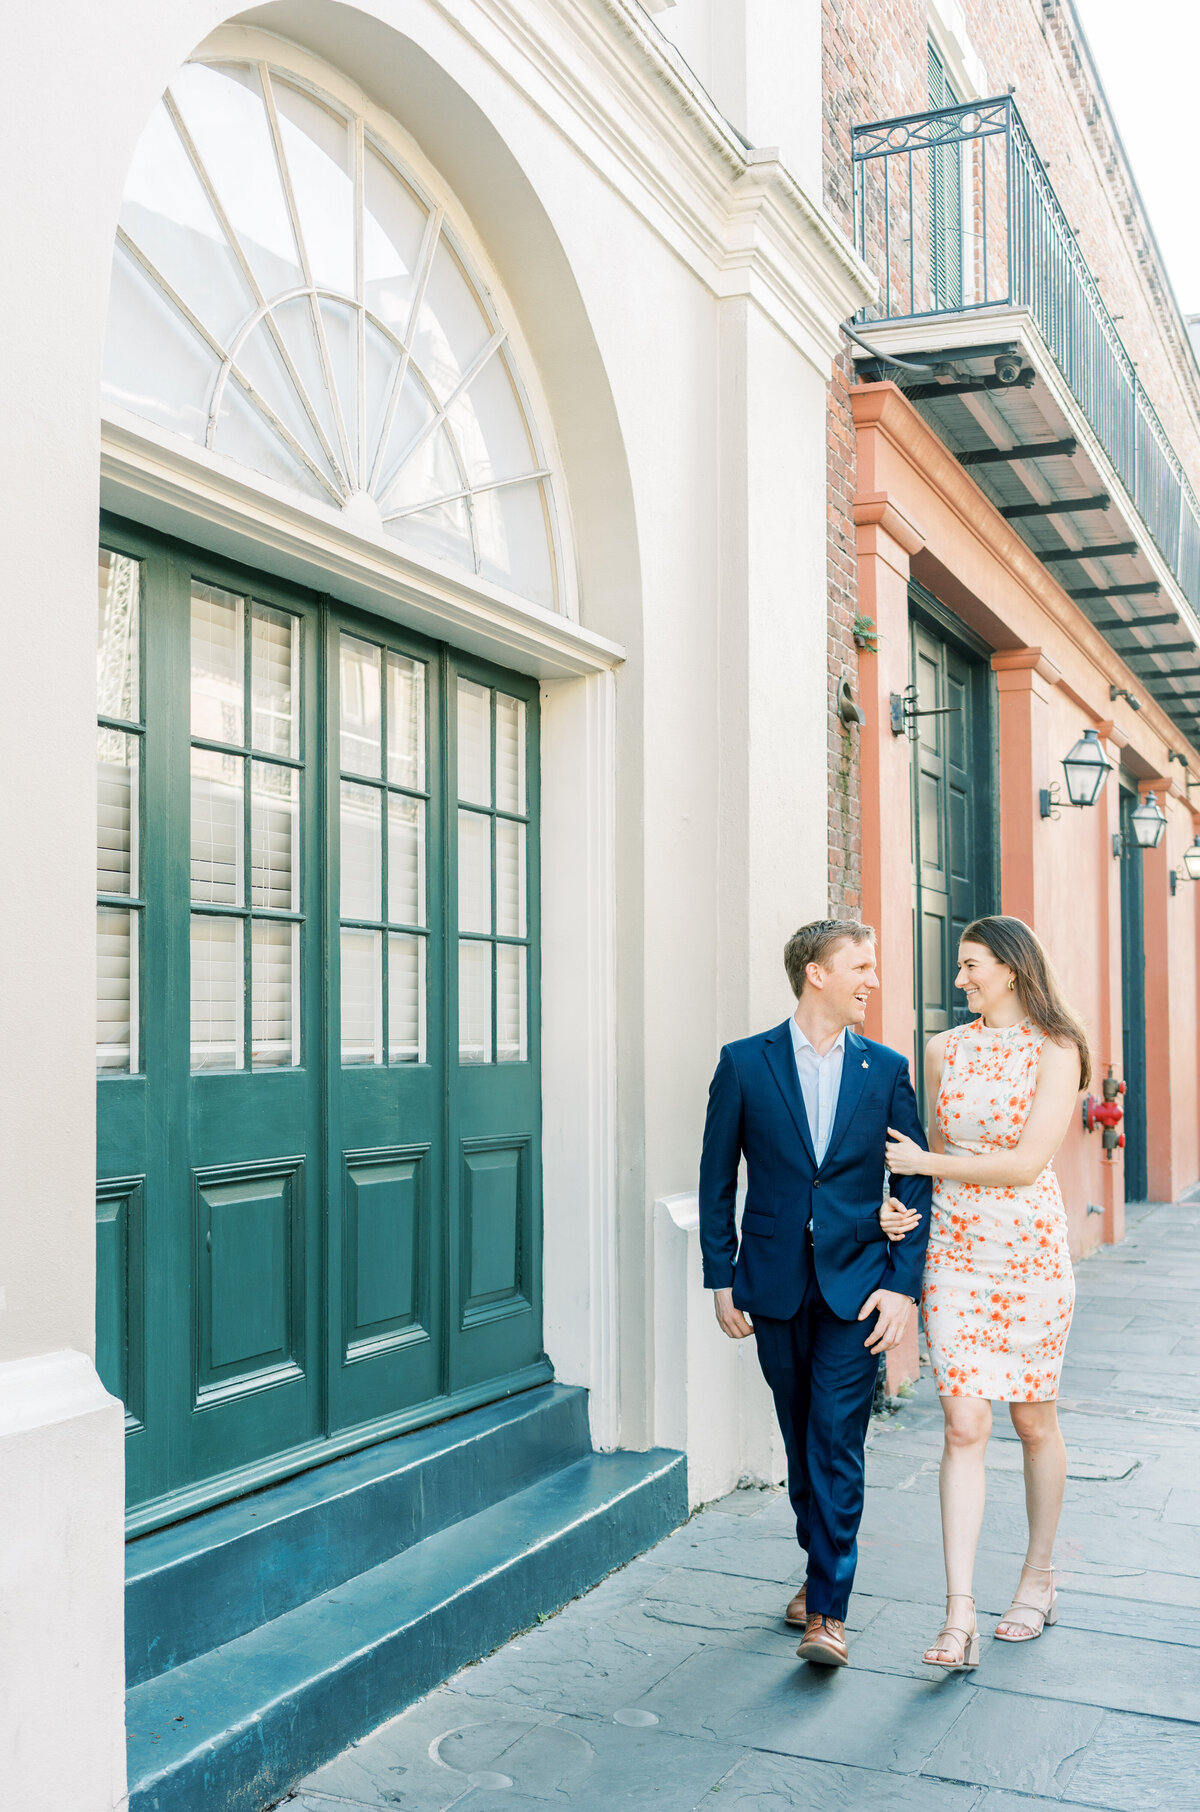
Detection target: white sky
<box><xmin>1071</xmin><ymin>0</ymin><xmax>1200</xmax><ymax>315</ymax></box>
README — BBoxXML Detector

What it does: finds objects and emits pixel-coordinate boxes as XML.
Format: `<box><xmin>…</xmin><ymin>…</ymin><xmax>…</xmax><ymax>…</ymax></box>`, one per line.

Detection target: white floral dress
<box><xmin>921</xmin><ymin>1019</ymin><xmax>1074</xmax><ymax>1402</ymax></box>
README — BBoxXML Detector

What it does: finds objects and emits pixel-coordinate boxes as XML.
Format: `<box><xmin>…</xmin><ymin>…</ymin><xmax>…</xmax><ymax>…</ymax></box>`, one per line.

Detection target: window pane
<box><xmin>475</xmin><ymin>478</ymin><xmax>555</xmax><ymax>612</ymax></box>
<box><xmin>191</xmin><ymin>914</ymin><xmax>244</xmax><ymax>1070</ymax></box>
<box><xmin>458</xmin><ymin>809</ymin><xmax>491</xmax><ymax>934</ymax></box>
<box><xmin>97</xmin><ymin>729</ymin><xmax>138</xmax><ymax>896</ymax></box>
<box><xmin>495</xmin><ymin>693</ymin><xmax>526</xmax><ymax>815</ymax></box>
<box><xmin>97</xmin><ymin>906</ymin><xmax>137</xmax><ymax>1073</ymax></box>
<box><xmin>497</xmin><ymin>943</ymin><xmax>527</xmax><ymax>1063</ymax></box>
<box><xmin>191</xmin><ymin>749</ymin><xmax>244</xmax><ymax>904</ymax></box>
<box><xmin>341</xmin><ymin>927</ymin><xmax>382</xmax><ymax>1064</ymax></box>
<box><xmin>339</xmin><ymin>634</ymin><xmax>381</xmax><ymax>776</ymax></box>
<box><xmin>388</xmin><ymin>933</ymin><xmax>425</xmax><ymax>1063</ymax></box>
<box><xmin>251</xmin><ymin>762</ymin><xmax>299</xmax><ymax>911</ymax></box>
<box><xmin>251</xmin><ymin>605</ymin><xmax>299</xmax><ymax>757</ymax></box>
<box><xmin>191</xmin><ymin>583</ymin><xmax>245</xmax><ymax>744</ymax></box>
<box><xmin>170</xmin><ymin>63</ymin><xmax>303</xmax><ymax>300</ymax></box>
<box><xmin>387</xmin><ymin>653</ymin><xmax>425</xmax><ymax>790</ymax></box>
<box><xmin>252</xmin><ymin>919</ymin><xmax>299</xmax><ymax>1068</ymax></box>
<box><xmin>97</xmin><ymin>549</ymin><xmax>140</xmax><ymax>722</ymax></box>
<box><xmin>459</xmin><ymin>940</ymin><xmax>492</xmax><ymax>1064</ymax></box>
<box><xmin>271</xmin><ymin>76</ymin><xmax>356</xmax><ymax>298</ymax></box>
<box><xmin>388</xmin><ymin>795</ymin><xmax>424</xmax><ymax>926</ymax></box>
<box><xmin>363</xmin><ymin>145</ymin><xmax>428</xmax><ymax>336</ymax></box>
<box><xmin>457</xmin><ymin>677</ymin><xmax>491</xmax><ymax>805</ymax></box>
<box><xmin>341</xmin><ymin>782</ymin><xmax>381</xmax><ymax>920</ymax></box>
<box><xmin>496</xmin><ymin>818</ymin><xmax>526</xmax><ymax>938</ymax></box>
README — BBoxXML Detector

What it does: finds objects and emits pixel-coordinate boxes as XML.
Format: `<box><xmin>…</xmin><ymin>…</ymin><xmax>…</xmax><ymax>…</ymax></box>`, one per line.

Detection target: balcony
<box><xmin>851</xmin><ymin>95</ymin><xmax>1200</xmax><ymax>740</ymax></box>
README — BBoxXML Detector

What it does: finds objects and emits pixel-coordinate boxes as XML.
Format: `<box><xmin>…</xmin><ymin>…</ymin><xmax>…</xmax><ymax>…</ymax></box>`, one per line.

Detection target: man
<box><xmin>699</xmin><ymin>919</ymin><xmax>931</xmax><ymax>1666</ymax></box>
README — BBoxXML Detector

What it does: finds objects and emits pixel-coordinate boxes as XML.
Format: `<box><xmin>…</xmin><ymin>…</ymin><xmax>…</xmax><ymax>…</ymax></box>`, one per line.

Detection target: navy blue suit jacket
<box><xmin>698</xmin><ymin>1020</ymin><xmax>933</xmax><ymax>1321</ymax></box>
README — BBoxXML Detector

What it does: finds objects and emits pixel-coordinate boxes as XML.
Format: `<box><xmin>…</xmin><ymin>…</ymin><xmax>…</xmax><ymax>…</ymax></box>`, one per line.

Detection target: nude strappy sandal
<box><xmin>922</xmin><ymin>1593</ymin><xmax>980</xmax><ymax>1670</ymax></box>
<box><xmin>995</xmin><ymin>1561</ymin><xmax>1058</xmax><ymax>1641</ymax></box>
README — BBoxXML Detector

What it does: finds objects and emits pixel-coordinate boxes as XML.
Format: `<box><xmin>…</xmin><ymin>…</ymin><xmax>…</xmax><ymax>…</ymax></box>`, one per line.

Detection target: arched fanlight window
<box><xmin>103</xmin><ymin>59</ymin><xmax>560</xmax><ymax>610</ymax></box>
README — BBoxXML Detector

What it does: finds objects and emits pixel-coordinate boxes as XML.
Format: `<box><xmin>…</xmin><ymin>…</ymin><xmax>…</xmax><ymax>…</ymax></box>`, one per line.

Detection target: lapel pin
<box><xmin>862</xmin><ymin>1059</ymin><xmax>869</xmax><ymax>1069</ymax></box>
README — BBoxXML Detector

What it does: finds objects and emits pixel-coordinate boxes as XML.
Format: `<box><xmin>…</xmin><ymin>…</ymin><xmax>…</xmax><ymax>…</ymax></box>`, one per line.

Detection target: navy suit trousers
<box><xmin>753</xmin><ymin>1269</ymin><xmax>881</xmax><ymax>1621</ymax></box>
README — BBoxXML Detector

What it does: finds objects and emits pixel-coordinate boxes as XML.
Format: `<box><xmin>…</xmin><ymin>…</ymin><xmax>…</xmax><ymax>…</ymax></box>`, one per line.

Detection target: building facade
<box><xmin>8</xmin><ymin>3</ymin><xmax>1198</xmax><ymax>1803</ymax></box>
<box><xmin>817</xmin><ymin>0</ymin><xmax>1200</xmax><ymax>1396</ymax></box>
<box><xmin>1</xmin><ymin>3</ymin><xmax>869</xmax><ymax>1807</ymax></box>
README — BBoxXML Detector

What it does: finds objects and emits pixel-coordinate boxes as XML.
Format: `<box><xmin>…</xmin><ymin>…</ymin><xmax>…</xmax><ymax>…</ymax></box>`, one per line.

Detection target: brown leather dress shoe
<box><xmin>797</xmin><ymin>1613</ymin><xmax>849</xmax><ymax>1666</ymax></box>
<box><xmin>784</xmin><ymin>1582</ymin><xmax>808</xmax><ymax>1626</ymax></box>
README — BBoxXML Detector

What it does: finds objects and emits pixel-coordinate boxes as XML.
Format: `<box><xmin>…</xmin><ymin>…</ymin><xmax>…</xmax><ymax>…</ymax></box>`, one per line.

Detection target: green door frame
<box><xmin>908</xmin><ymin>586</ymin><xmax>999</xmax><ymax>1117</ymax></box>
<box><xmin>1118</xmin><ymin>783</ymin><xmax>1149</xmax><ymax>1202</ymax></box>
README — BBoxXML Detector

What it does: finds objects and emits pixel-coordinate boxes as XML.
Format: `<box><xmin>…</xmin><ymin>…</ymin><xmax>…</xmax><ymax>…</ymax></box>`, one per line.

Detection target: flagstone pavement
<box><xmin>284</xmin><ymin>1196</ymin><xmax>1200</xmax><ymax>1812</ymax></box>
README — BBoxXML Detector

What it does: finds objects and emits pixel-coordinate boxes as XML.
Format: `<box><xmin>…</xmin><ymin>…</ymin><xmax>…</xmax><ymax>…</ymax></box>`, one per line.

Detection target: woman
<box><xmin>882</xmin><ymin>915</ymin><xmax>1087</xmax><ymax>1670</ymax></box>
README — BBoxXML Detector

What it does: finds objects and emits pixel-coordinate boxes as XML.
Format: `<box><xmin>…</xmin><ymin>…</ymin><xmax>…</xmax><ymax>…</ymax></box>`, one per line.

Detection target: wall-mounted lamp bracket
<box><xmin>1112</xmin><ymin>832</ymin><xmax>1124</xmax><ymax>859</ymax></box>
<box><xmin>889</xmin><ymin>685</ymin><xmax>961</xmax><ymax>738</ymax></box>
<box><xmin>1040</xmin><ymin>784</ymin><xmax>1062</xmax><ymax>821</ymax></box>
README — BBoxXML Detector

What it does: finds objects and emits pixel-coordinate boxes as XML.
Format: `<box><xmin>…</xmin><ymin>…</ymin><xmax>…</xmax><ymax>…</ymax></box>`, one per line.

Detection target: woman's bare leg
<box><xmin>996</xmin><ymin>1399</ymin><xmax>1066</xmax><ymax>1635</ymax></box>
<box><xmin>926</xmin><ymin>1394</ymin><xmax>991</xmax><ymax>1661</ymax></box>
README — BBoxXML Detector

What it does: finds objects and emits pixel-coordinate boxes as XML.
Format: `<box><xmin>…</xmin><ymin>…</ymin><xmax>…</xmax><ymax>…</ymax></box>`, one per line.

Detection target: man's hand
<box><xmin>857</xmin><ymin>1287</ymin><xmax>913</xmax><ymax>1354</ymax></box>
<box><xmin>713</xmin><ymin>1288</ymin><xmax>754</xmax><ymax>1340</ymax></box>
<box><xmin>878</xmin><ymin>1196</ymin><xmax>921</xmax><ymax>1243</ymax></box>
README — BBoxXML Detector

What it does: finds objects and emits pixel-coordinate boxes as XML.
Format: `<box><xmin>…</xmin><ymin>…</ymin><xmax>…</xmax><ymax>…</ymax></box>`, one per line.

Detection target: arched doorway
<box><xmin>98</xmin><ymin>48</ymin><xmax>565</xmax><ymax>1528</ymax></box>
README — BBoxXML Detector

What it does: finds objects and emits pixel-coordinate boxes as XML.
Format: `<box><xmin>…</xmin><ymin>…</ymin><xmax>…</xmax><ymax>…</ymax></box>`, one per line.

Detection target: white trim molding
<box><xmin>101</xmin><ymin>415</ymin><xmax>625</xmax><ymax>681</ymax></box>
<box><xmin>540</xmin><ymin>668</ymin><xmax>620</xmax><ymax>1448</ymax></box>
<box><xmin>0</xmin><ymin>1348</ymin><xmax>123</xmax><ymax>1439</ymax></box>
<box><xmin>927</xmin><ymin>0</ymin><xmax>989</xmax><ymax>102</ymax></box>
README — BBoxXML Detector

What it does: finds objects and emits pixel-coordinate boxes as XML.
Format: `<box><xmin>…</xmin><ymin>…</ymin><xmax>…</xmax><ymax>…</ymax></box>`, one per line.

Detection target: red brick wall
<box><xmin>820</xmin><ymin>0</ymin><xmax>1200</xmax><ymax>912</ymax></box>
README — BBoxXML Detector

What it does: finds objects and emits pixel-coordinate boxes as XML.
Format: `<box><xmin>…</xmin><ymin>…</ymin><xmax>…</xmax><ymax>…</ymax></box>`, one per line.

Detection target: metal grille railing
<box><xmin>852</xmin><ymin>96</ymin><xmax>1200</xmax><ymax>613</ymax></box>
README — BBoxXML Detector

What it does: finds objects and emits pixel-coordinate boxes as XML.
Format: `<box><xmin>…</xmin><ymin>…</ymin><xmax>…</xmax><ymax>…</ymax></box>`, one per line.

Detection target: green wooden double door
<box><xmin>97</xmin><ymin>519</ymin><xmax>545</xmax><ymax>1529</ymax></box>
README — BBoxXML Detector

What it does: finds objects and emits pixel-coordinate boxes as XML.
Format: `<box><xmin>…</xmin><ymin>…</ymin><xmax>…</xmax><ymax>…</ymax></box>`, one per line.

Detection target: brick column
<box><xmin>852</xmin><ymin>491</ymin><xmax>925</xmax><ymax>1392</ymax></box>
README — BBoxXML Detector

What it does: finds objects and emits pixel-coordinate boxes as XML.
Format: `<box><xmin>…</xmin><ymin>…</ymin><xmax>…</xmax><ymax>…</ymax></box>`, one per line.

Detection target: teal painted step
<box><xmin>126</xmin><ymin>1445</ymin><xmax>686</xmax><ymax>1812</ymax></box>
<box><xmin>126</xmin><ymin>1384</ymin><xmax>591</xmax><ymax>1687</ymax></box>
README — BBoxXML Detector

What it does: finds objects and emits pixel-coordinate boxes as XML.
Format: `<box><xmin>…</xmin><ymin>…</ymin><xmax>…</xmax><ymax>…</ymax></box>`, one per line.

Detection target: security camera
<box><xmin>994</xmin><ymin>353</ymin><xmax>1024</xmax><ymax>386</ymax></box>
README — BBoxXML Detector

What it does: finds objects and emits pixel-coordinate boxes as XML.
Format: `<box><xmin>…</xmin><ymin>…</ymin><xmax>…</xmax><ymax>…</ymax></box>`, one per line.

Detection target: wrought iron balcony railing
<box><xmin>852</xmin><ymin>95</ymin><xmax>1200</xmax><ymax>614</ymax></box>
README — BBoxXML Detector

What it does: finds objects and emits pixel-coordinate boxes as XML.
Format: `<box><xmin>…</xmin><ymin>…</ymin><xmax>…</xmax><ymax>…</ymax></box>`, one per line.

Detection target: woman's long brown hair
<box><xmin>960</xmin><ymin>915</ymin><xmax>1091</xmax><ymax>1091</ymax></box>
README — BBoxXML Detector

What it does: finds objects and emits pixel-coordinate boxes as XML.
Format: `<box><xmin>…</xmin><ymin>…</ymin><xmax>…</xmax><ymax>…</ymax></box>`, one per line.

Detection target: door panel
<box><xmin>909</xmin><ymin>606</ymin><xmax>996</xmax><ymax>1114</ymax></box>
<box><xmin>325</xmin><ymin>611</ymin><xmax>445</xmax><ymax>1436</ymax></box>
<box><xmin>97</xmin><ymin>519</ymin><xmax>545</xmax><ymax>1528</ymax></box>
<box><xmin>342</xmin><ymin>1146</ymin><xmax>428</xmax><ymax>1355</ymax></box>
<box><xmin>448</xmin><ymin>657</ymin><xmax>541</xmax><ymax>1397</ymax></box>
<box><xmin>194</xmin><ymin>1161</ymin><xmax>305</xmax><ymax>1395</ymax></box>
<box><xmin>179</xmin><ymin>562</ymin><xmax>323</xmax><ymax>1498</ymax></box>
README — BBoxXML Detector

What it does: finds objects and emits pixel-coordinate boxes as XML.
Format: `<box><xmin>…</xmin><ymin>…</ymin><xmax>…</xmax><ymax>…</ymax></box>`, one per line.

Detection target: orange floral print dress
<box><xmin>921</xmin><ymin>1019</ymin><xmax>1074</xmax><ymax>1402</ymax></box>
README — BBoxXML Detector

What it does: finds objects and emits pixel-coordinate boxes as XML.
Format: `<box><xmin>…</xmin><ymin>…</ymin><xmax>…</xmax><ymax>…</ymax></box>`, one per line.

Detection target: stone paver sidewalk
<box><xmin>285</xmin><ymin>1198</ymin><xmax>1200</xmax><ymax>1811</ymax></box>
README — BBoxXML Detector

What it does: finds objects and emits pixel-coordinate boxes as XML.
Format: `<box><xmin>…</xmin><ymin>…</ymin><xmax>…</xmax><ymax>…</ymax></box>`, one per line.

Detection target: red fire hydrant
<box><xmin>1083</xmin><ymin>1066</ymin><xmax>1126</xmax><ymax>1159</ymax></box>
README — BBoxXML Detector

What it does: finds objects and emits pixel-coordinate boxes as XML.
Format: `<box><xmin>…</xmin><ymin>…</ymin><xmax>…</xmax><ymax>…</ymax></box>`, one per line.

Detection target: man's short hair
<box><xmin>784</xmin><ymin>919</ymin><xmax>875</xmax><ymax>997</ymax></box>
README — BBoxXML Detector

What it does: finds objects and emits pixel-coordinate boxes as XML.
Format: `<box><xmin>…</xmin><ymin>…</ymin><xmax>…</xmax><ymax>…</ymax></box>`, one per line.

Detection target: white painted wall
<box><xmin>0</xmin><ymin>0</ymin><xmax>869</xmax><ymax>1795</ymax></box>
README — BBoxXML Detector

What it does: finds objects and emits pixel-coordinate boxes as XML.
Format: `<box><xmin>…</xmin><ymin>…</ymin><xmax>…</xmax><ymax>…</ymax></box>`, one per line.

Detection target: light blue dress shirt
<box><xmin>789</xmin><ymin>1018</ymin><xmax>846</xmax><ymax>1167</ymax></box>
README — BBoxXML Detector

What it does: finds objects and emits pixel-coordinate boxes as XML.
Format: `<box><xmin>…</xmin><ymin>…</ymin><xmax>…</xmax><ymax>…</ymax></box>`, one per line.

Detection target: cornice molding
<box><xmin>852</xmin><ymin>491</ymin><xmax>926</xmax><ymax>555</ymax></box>
<box><xmin>851</xmin><ymin>380</ymin><xmax>1200</xmax><ymax>767</ymax></box>
<box><xmin>100</xmin><ymin>413</ymin><xmax>625</xmax><ymax>681</ymax></box>
<box><xmin>397</xmin><ymin>0</ymin><xmax>876</xmax><ymax>367</ymax></box>
<box><xmin>992</xmin><ymin>647</ymin><xmax>1062</xmax><ymax>688</ymax></box>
